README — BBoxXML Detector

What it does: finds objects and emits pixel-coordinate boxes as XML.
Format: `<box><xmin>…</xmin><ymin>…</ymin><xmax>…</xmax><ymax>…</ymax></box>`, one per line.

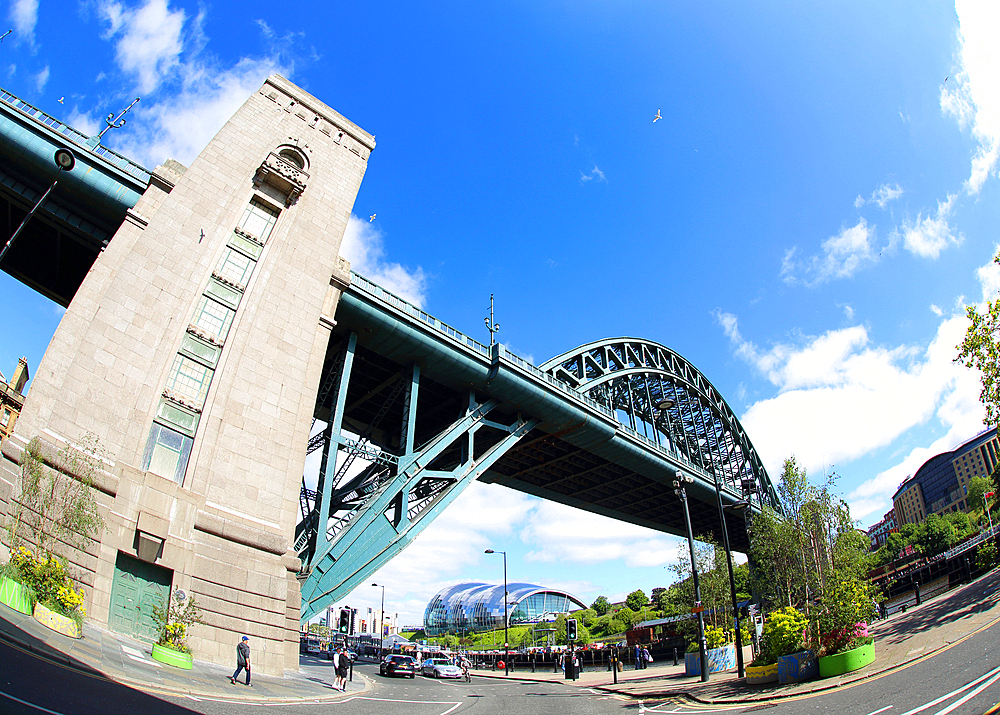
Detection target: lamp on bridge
<box><xmin>0</xmin><ymin>148</ymin><xmax>76</xmax><ymax>265</ymax></box>
<box><xmin>485</xmin><ymin>549</ymin><xmax>509</xmax><ymax>676</ymax></box>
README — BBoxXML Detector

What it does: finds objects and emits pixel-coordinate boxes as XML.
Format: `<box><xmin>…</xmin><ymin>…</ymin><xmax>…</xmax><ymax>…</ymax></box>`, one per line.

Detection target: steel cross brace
<box><xmin>299</xmin><ymin>397</ymin><xmax>538</xmax><ymax>621</ymax></box>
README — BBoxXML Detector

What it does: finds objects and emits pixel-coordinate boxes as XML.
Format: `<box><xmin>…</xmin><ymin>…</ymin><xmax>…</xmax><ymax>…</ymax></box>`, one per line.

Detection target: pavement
<box><xmin>3</xmin><ymin>566</ymin><xmax>1000</xmax><ymax>706</ymax></box>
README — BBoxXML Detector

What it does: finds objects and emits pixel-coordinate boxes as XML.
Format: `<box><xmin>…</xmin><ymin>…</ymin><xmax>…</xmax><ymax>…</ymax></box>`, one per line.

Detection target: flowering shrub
<box><xmin>152</xmin><ymin>592</ymin><xmax>203</xmax><ymax>654</ymax></box>
<box><xmin>816</xmin><ymin>579</ymin><xmax>877</xmax><ymax>656</ymax></box>
<box><xmin>752</xmin><ymin>607</ymin><xmax>808</xmax><ymax>666</ymax></box>
<box><xmin>4</xmin><ymin>546</ymin><xmax>86</xmax><ymax>623</ymax></box>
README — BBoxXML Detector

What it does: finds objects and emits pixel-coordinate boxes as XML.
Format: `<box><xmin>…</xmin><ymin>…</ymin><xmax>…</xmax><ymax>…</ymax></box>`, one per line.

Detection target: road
<box><xmin>5</xmin><ymin>620</ymin><xmax>1000</xmax><ymax>715</ymax></box>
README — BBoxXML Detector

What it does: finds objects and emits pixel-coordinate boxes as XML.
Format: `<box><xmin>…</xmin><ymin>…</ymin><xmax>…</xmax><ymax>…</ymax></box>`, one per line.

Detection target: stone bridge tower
<box><xmin>0</xmin><ymin>75</ymin><xmax>374</xmax><ymax>675</ymax></box>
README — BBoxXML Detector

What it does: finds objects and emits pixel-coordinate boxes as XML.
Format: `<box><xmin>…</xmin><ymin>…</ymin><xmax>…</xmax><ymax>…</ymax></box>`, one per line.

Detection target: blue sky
<box><xmin>1</xmin><ymin>0</ymin><xmax>999</xmax><ymax>627</ymax></box>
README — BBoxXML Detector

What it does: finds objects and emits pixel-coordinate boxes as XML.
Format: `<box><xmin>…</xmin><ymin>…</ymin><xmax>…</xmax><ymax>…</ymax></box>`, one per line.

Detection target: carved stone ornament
<box><xmin>253</xmin><ymin>152</ymin><xmax>309</xmax><ymax>207</ymax></box>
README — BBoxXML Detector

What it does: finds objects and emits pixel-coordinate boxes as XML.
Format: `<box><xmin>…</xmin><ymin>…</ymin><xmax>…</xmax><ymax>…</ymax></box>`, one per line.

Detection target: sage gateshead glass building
<box><xmin>423</xmin><ymin>582</ymin><xmax>586</xmax><ymax>636</ymax></box>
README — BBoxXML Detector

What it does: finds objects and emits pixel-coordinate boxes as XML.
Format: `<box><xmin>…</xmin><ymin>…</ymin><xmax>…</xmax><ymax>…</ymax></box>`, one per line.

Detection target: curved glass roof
<box><xmin>423</xmin><ymin>582</ymin><xmax>586</xmax><ymax>636</ymax></box>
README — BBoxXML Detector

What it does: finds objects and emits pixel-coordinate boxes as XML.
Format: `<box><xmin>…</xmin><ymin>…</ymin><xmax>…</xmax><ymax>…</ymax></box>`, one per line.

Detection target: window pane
<box><xmin>238</xmin><ymin>198</ymin><xmax>280</xmax><ymax>242</ymax></box>
<box><xmin>165</xmin><ymin>355</ymin><xmax>213</xmax><ymax>407</ymax></box>
<box><xmin>142</xmin><ymin>423</ymin><xmax>193</xmax><ymax>484</ymax></box>
<box><xmin>192</xmin><ymin>295</ymin><xmax>235</xmax><ymax>341</ymax></box>
<box><xmin>216</xmin><ymin>248</ymin><xmax>254</xmax><ymax>287</ymax></box>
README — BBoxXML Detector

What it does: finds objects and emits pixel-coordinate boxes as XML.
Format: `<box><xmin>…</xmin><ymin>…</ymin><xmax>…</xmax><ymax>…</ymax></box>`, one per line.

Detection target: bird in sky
<box><xmin>369</xmin><ymin>214</ymin><xmax>376</xmax><ymax>222</ymax></box>
<box><xmin>1</xmin><ymin>29</ymin><xmax>12</xmax><ymax>42</ymax></box>
<box><xmin>653</xmin><ymin>109</ymin><xmax>662</xmax><ymax>123</ymax></box>
<box><xmin>58</xmin><ymin>97</ymin><xmax>64</xmax><ymax>104</ymax></box>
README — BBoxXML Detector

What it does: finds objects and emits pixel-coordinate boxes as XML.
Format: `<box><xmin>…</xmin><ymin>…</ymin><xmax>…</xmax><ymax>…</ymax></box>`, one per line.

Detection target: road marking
<box><xmin>867</xmin><ymin>707</ymin><xmax>893</xmax><ymax>715</ymax></box>
<box><xmin>1</xmin><ymin>689</ymin><xmax>70</xmax><ymax>714</ymax></box>
<box><xmin>895</xmin><ymin>665</ymin><xmax>1000</xmax><ymax>715</ymax></box>
<box><xmin>341</xmin><ymin>695</ymin><xmax>462</xmax><ymax>715</ymax></box>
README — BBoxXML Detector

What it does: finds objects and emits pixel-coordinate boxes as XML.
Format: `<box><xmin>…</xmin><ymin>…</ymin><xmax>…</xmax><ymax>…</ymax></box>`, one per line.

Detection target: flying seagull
<box><xmin>653</xmin><ymin>109</ymin><xmax>662</xmax><ymax>123</ymax></box>
<box><xmin>58</xmin><ymin>97</ymin><xmax>64</xmax><ymax>104</ymax></box>
<box><xmin>369</xmin><ymin>214</ymin><xmax>376</xmax><ymax>222</ymax></box>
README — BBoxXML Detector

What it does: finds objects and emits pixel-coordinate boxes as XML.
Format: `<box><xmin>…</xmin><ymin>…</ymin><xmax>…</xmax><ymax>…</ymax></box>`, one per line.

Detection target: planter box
<box><xmin>33</xmin><ymin>601</ymin><xmax>83</xmax><ymax>638</ymax></box>
<box><xmin>685</xmin><ymin>643</ymin><xmax>736</xmax><ymax>676</ymax></box>
<box><xmin>0</xmin><ymin>576</ymin><xmax>33</xmax><ymax>615</ymax></box>
<box><xmin>745</xmin><ymin>661</ymin><xmax>779</xmax><ymax>685</ymax></box>
<box><xmin>778</xmin><ymin>650</ymin><xmax>818</xmax><ymax>684</ymax></box>
<box><xmin>151</xmin><ymin>643</ymin><xmax>193</xmax><ymax>669</ymax></box>
<box><xmin>818</xmin><ymin>641</ymin><xmax>875</xmax><ymax>678</ymax></box>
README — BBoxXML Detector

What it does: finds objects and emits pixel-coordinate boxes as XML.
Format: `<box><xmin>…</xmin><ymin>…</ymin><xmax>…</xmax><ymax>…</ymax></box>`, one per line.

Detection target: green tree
<box><xmin>969</xmin><ymin>476</ymin><xmax>992</xmax><ymax>514</ymax></box>
<box><xmin>956</xmin><ymin>249</ymin><xmax>1000</xmax><ymax>427</ymax></box>
<box><xmin>625</xmin><ymin>589</ymin><xmax>648</xmax><ymax>612</ymax></box>
<box><xmin>945</xmin><ymin>511</ymin><xmax>973</xmax><ymax>541</ymax></box>
<box><xmin>899</xmin><ymin>523</ymin><xmax>918</xmax><ymax>542</ymax></box>
<box><xmin>915</xmin><ymin>514</ymin><xmax>956</xmax><ymax>556</ymax></box>
<box><xmin>590</xmin><ymin>595</ymin><xmax>610</xmax><ymax>615</ymax></box>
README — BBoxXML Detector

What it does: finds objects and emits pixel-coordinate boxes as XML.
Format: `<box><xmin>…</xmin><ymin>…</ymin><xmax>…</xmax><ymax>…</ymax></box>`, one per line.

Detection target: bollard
<box><xmin>349</xmin><ymin>659</ymin><xmax>354</xmax><ymax>682</ymax></box>
<box><xmin>673</xmin><ymin>647</ymin><xmax>678</xmax><ymax>666</ymax></box>
<box><xmin>531</xmin><ymin>655</ymin><xmax>536</xmax><ymax>673</ymax></box>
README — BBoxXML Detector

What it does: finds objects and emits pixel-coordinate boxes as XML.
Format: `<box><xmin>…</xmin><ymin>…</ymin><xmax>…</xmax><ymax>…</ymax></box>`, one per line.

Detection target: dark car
<box><xmin>380</xmin><ymin>654</ymin><xmax>416</xmax><ymax>678</ymax></box>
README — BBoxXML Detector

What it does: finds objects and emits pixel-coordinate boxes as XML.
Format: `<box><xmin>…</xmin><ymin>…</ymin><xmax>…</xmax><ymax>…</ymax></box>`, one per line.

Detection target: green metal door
<box><xmin>109</xmin><ymin>552</ymin><xmax>173</xmax><ymax>641</ymax></box>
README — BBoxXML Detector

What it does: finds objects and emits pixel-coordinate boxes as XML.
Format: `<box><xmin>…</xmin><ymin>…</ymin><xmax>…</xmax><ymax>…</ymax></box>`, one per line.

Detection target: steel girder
<box><xmin>539</xmin><ymin>338</ymin><xmax>780</xmax><ymax>512</ymax></box>
<box><xmin>297</xmin><ymin>332</ymin><xmax>538</xmax><ymax>621</ymax></box>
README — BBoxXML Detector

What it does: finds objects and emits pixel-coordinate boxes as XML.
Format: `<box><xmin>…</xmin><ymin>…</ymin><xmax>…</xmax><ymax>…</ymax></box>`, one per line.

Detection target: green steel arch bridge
<box><xmin>0</xmin><ymin>87</ymin><xmax>780</xmax><ymax>623</ymax></box>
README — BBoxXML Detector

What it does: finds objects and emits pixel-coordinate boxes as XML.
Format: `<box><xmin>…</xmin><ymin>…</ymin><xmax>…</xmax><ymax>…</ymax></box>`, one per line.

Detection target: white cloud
<box><xmin>941</xmin><ymin>0</ymin><xmax>1000</xmax><ymax>195</ymax></box>
<box><xmin>716</xmin><ymin>307</ymin><xmax>984</xmax><ymax>523</ymax></box>
<box><xmin>32</xmin><ymin>64</ymin><xmax>47</xmax><ymax>92</ymax></box>
<box><xmin>340</xmin><ymin>216</ymin><xmax>429</xmax><ymax>308</ymax></box>
<box><xmin>930</xmin><ymin>304</ymin><xmax>943</xmax><ymax>316</ymax></box>
<box><xmin>579</xmin><ymin>165</ymin><xmax>607</xmax><ymax>183</ymax></box>
<box><xmin>782</xmin><ymin>219</ymin><xmax>880</xmax><ymax>286</ymax></box>
<box><xmin>855</xmin><ymin>183</ymin><xmax>903</xmax><ymax>209</ymax></box>
<box><xmin>98</xmin><ymin>0</ymin><xmax>186</xmax><ymax>95</ymax></box>
<box><xmin>520</xmin><ymin>500</ymin><xmax>682</xmax><ymax>568</ymax></box>
<box><xmin>8</xmin><ymin>0</ymin><xmax>38</xmax><ymax>47</ymax></box>
<box><xmin>898</xmin><ymin>193</ymin><xmax>962</xmax><ymax>258</ymax></box>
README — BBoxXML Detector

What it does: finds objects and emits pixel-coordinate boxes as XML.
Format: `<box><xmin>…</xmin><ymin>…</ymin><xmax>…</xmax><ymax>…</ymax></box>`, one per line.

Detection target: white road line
<box><xmin>0</xmin><ymin>689</ymin><xmax>69</xmax><ymax>714</ymax></box>
<box><xmin>867</xmin><ymin>707</ymin><xmax>893</xmax><ymax>715</ymax></box>
<box><xmin>897</xmin><ymin>666</ymin><xmax>1000</xmax><ymax>715</ymax></box>
<box><xmin>934</xmin><ymin>669</ymin><xmax>1000</xmax><ymax>715</ymax></box>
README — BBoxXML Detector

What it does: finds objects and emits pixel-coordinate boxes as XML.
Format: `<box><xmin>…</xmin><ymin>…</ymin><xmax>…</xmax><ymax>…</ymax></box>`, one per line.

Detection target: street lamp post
<box><xmin>712</xmin><ymin>472</ymin><xmax>745</xmax><ymax>678</ymax></box>
<box><xmin>485</xmin><ymin>549</ymin><xmax>509</xmax><ymax>675</ymax></box>
<box><xmin>372</xmin><ymin>583</ymin><xmax>385</xmax><ymax>657</ymax></box>
<box><xmin>673</xmin><ymin>472</ymin><xmax>710</xmax><ymax>682</ymax></box>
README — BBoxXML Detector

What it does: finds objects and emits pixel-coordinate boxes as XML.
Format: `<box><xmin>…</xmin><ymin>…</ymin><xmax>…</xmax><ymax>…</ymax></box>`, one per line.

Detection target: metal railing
<box><xmin>0</xmin><ymin>88</ymin><xmax>152</xmax><ymax>184</ymax></box>
<box><xmin>349</xmin><ymin>272</ymin><xmax>716</xmax><ymax>485</ymax></box>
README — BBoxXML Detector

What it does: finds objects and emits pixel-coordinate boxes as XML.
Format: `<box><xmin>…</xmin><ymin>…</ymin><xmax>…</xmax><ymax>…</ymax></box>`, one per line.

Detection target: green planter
<box><xmin>151</xmin><ymin>643</ymin><xmax>193</xmax><ymax>669</ymax></box>
<box><xmin>818</xmin><ymin>641</ymin><xmax>875</xmax><ymax>678</ymax></box>
<box><xmin>0</xmin><ymin>576</ymin><xmax>33</xmax><ymax>615</ymax></box>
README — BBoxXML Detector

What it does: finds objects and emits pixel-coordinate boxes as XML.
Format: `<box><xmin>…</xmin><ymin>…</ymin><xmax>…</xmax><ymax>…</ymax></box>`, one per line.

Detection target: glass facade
<box><xmin>423</xmin><ymin>582</ymin><xmax>585</xmax><ymax>636</ymax></box>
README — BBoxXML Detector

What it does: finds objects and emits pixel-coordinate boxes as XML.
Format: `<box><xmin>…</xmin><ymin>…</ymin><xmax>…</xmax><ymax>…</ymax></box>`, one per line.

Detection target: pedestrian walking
<box><xmin>230</xmin><ymin>636</ymin><xmax>251</xmax><ymax>687</ymax></box>
<box><xmin>642</xmin><ymin>646</ymin><xmax>651</xmax><ymax>669</ymax></box>
<box><xmin>634</xmin><ymin>644</ymin><xmax>642</xmax><ymax>670</ymax></box>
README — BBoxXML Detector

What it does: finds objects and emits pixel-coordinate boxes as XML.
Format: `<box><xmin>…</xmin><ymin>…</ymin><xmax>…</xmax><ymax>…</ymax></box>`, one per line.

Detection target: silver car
<box><xmin>421</xmin><ymin>658</ymin><xmax>463</xmax><ymax>678</ymax></box>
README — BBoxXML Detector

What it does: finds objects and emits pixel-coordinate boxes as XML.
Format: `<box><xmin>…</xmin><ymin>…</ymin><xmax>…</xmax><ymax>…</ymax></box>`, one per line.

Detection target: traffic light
<box><xmin>350</xmin><ymin>608</ymin><xmax>357</xmax><ymax>635</ymax></box>
<box><xmin>566</xmin><ymin>618</ymin><xmax>578</xmax><ymax>641</ymax></box>
<box><xmin>338</xmin><ymin>608</ymin><xmax>350</xmax><ymax>633</ymax></box>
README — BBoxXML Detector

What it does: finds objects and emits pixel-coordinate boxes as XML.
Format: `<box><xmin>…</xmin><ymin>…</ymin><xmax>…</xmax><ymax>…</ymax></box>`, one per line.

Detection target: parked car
<box><xmin>380</xmin><ymin>654</ymin><xmax>417</xmax><ymax>678</ymax></box>
<box><xmin>421</xmin><ymin>658</ymin><xmax>463</xmax><ymax>679</ymax></box>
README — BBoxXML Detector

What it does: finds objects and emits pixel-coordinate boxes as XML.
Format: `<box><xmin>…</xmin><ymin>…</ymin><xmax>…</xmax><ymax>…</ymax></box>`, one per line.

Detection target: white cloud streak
<box><xmin>580</xmin><ymin>165</ymin><xmax>607</xmax><ymax>183</ymax></box>
<box><xmin>782</xmin><ymin>219</ymin><xmax>880</xmax><ymax>286</ymax></box>
<box><xmin>854</xmin><ymin>183</ymin><xmax>903</xmax><ymax>209</ymax></box>
<box><xmin>941</xmin><ymin>0</ymin><xmax>1000</xmax><ymax>195</ymax></box>
<box><xmin>340</xmin><ymin>216</ymin><xmax>429</xmax><ymax>308</ymax></box>
<box><xmin>715</xmin><ymin>297</ymin><xmax>985</xmax><ymax>524</ymax></box>
<box><xmin>98</xmin><ymin>0</ymin><xmax>186</xmax><ymax>95</ymax></box>
<box><xmin>898</xmin><ymin>193</ymin><xmax>962</xmax><ymax>259</ymax></box>
<box><xmin>8</xmin><ymin>0</ymin><xmax>38</xmax><ymax>47</ymax></box>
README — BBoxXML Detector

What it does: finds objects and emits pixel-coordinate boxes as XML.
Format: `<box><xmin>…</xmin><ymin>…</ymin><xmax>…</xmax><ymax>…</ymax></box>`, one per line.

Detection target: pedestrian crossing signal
<box><xmin>338</xmin><ymin>608</ymin><xmax>350</xmax><ymax>633</ymax></box>
<box><xmin>567</xmin><ymin>618</ymin><xmax>577</xmax><ymax>641</ymax></box>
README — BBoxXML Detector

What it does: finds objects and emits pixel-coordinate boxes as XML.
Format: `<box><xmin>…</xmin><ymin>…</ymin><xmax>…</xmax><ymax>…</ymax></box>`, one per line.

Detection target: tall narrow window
<box><xmin>191</xmin><ymin>295</ymin><xmax>236</xmax><ymax>342</ymax></box>
<box><xmin>165</xmin><ymin>355</ymin><xmax>213</xmax><ymax>407</ymax></box>
<box><xmin>238</xmin><ymin>197</ymin><xmax>280</xmax><ymax>242</ymax></box>
<box><xmin>143</xmin><ymin>424</ymin><xmax>193</xmax><ymax>484</ymax></box>
<box><xmin>215</xmin><ymin>248</ymin><xmax>255</xmax><ymax>288</ymax></box>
